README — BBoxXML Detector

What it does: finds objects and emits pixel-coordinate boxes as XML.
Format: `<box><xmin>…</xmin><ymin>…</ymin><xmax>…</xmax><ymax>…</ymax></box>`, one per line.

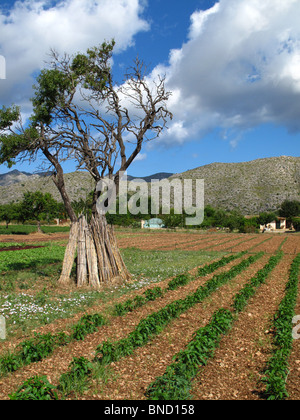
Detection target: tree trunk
<box><xmin>58</xmin><ymin>214</ymin><xmax>131</xmax><ymax>288</ymax></box>
<box><xmin>42</xmin><ymin>148</ymin><xmax>130</xmax><ymax>288</ymax></box>
<box><xmin>77</xmin><ymin>216</ymin><xmax>88</xmax><ymax>287</ymax></box>
<box><xmin>58</xmin><ymin>221</ymin><xmax>79</xmax><ymax>285</ymax></box>
<box><xmin>37</xmin><ymin>220</ymin><xmax>42</xmax><ymax>233</ymax></box>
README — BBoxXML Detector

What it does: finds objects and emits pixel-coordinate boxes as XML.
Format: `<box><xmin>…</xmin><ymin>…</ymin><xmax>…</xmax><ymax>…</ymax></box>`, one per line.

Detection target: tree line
<box><xmin>0</xmin><ymin>192</ymin><xmax>67</xmax><ymax>231</ymax></box>
<box><xmin>1</xmin><ymin>191</ymin><xmax>299</xmax><ymax>233</ymax></box>
<box><xmin>162</xmin><ymin>200</ymin><xmax>300</xmax><ymax>232</ymax></box>
<box><xmin>198</xmin><ymin>200</ymin><xmax>300</xmax><ymax>233</ymax></box>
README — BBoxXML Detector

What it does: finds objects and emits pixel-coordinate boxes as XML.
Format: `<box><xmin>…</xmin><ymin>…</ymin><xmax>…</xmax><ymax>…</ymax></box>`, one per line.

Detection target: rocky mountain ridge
<box><xmin>0</xmin><ymin>156</ymin><xmax>299</xmax><ymax>214</ymax></box>
<box><xmin>170</xmin><ymin>156</ymin><xmax>299</xmax><ymax>214</ymax></box>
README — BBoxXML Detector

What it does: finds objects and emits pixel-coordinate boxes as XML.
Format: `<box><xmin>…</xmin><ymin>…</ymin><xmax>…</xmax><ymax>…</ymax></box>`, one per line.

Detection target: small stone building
<box><xmin>142</xmin><ymin>218</ymin><xmax>165</xmax><ymax>229</ymax></box>
<box><xmin>260</xmin><ymin>217</ymin><xmax>287</xmax><ymax>231</ymax></box>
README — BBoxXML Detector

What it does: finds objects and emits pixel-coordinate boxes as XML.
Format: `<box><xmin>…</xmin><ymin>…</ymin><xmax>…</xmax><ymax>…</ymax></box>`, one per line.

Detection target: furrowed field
<box><xmin>0</xmin><ymin>226</ymin><xmax>299</xmax><ymax>400</ymax></box>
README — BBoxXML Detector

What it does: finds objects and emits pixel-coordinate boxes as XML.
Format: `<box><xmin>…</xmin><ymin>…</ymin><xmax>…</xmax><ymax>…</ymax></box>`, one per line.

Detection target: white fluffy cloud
<box><xmin>2</xmin><ymin>0</ymin><xmax>300</xmax><ymax>150</ymax></box>
<box><xmin>134</xmin><ymin>152</ymin><xmax>147</xmax><ymax>162</ymax></box>
<box><xmin>0</xmin><ymin>0</ymin><xmax>149</xmax><ymax>110</ymax></box>
<box><xmin>158</xmin><ymin>0</ymin><xmax>300</xmax><ymax>146</ymax></box>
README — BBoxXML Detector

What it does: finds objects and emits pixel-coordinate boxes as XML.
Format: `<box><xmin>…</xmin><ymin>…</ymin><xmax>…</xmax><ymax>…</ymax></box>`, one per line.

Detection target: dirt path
<box><xmin>154</xmin><ymin>234</ymin><xmax>233</xmax><ymax>251</ymax></box>
<box><xmin>166</xmin><ymin>235</ymin><xmax>239</xmax><ymax>252</ymax></box>
<box><xmin>0</xmin><ymin>245</ymin><xmax>45</xmax><ymax>252</ymax></box>
<box><xmin>250</xmin><ymin>235</ymin><xmax>287</xmax><ymax>254</ymax></box>
<box><xmin>117</xmin><ymin>233</ymin><xmax>229</xmax><ymax>250</ymax></box>
<box><xmin>0</xmin><ymin>232</ymin><xmax>69</xmax><ymax>244</ymax></box>
<box><xmin>281</xmin><ymin>235</ymin><xmax>300</xmax><ymax>255</ymax></box>
<box><xmin>229</xmin><ymin>235</ymin><xmax>273</xmax><ymax>253</ymax></box>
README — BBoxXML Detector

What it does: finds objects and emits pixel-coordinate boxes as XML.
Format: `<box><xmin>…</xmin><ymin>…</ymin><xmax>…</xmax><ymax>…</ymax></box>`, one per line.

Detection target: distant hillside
<box><xmin>0</xmin><ymin>170</ymin><xmax>35</xmax><ymax>186</ymax></box>
<box><xmin>0</xmin><ymin>171</ymin><xmax>95</xmax><ymax>204</ymax></box>
<box><xmin>0</xmin><ymin>156</ymin><xmax>299</xmax><ymax>214</ymax></box>
<box><xmin>0</xmin><ymin>170</ymin><xmax>174</xmax><ymax>205</ymax></box>
<box><xmin>170</xmin><ymin>156</ymin><xmax>300</xmax><ymax>214</ymax></box>
<box><xmin>127</xmin><ymin>172</ymin><xmax>174</xmax><ymax>182</ymax></box>
<box><xmin>0</xmin><ymin>170</ymin><xmax>54</xmax><ymax>187</ymax></box>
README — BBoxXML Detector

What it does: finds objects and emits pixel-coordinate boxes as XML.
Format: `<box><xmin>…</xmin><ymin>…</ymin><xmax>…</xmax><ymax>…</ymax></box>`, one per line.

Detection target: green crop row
<box><xmin>94</xmin><ymin>252</ymin><xmax>263</xmax><ymax>366</ymax></box>
<box><xmin>9</xmin><ymin>355</ymin><xmax>96</xmax><ymax>400</ymax></box>
<box><xmin>146</xmin><ymin>308</ymin><xmax>234</xmax><ymax>400</ymax></box>
<box><xmin>9</xmin><ymin>376</ymin><xmax>59</xmax><ymax>400</ymax></box>
<box><xmin>0</xmin><ymin>313</ymin><xmax>106</xmax><ymax>376</ymax></box>
<box><xmin>1</xmin><ymin>253</ymin><xmax>246</xmax><ymax>376</ymax></box>
<box><xmin>166</xmin><ymin>273</ymin><xmax>191</xmax><ymax>291</ymax></box>
<box><xmin>113</xmin><ymin>286</ymin><xmax>164</xmax><ymax>316</ymax></box>
<box><xmin>197</xmin><ymin>251</ymin><xmax>247</xmax><ymax>276</ymax></box>
<box><xmin>233</xmin><ymin>251</ymin><xmax>284</xmax><ymax>313</ymax></box>
<box><xmin>146</xmin><ymin>251</ymin><xmax>283</xmax><ymax>400</ymax></box>
<box><xmin>263</xmin><ymin>253</ymin><xmax>300</xmax><ymax>400</ymax></box>
<box><xmin>10</xmin><ymin>252</ymin><xmax>262</xmax><ymax>400</ymax></box>
<box><xmin>113</xmin><ymin>251</ymin><xmax>247</xmax><ymax>316</ymax></box>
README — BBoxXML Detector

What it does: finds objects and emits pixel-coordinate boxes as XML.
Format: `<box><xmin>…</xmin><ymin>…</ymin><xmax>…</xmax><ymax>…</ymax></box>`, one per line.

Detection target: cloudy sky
<box><xmin>0</xmin><ymin>0</ymin><xmax>299</xmax><ymax>176</ymax></box>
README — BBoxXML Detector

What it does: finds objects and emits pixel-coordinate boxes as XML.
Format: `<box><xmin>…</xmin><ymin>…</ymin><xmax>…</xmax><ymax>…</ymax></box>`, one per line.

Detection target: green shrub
<box><xmin>146</xmin><ymin>309</ymin><xmax>234</xmax><ymax>400</ymax></box>
<box><xmin>113</xmin><ymin>287</ymin><xmax>163</xmax><ymax>316</ymax></box>
<box><xmin>263</xmin><ymin>254</ymin><xmax>300</xmax><ymax>400</ymax></box>
<box><xmin>58</xmin><ymin>357</ymin><xmax>93</xmax><ymax>397</ymax></box>
<box><xmin>18</xmin><ymin>333</ymin><xmax>57</xmax><ymax>364</ymax></box>
<box><xmin>9</xmin><ymin>376</ymin><xmax>59</xmax><ymax>400</ymax></box>
<box><xmin>167</xmin><ymin>274</ymin><xmax>190</xmax><ymax>290</ymax></box>
<box><xmin>71</xmin><ymin>314</ymin><xmax>106</xmax><ymax>341</ymax></box>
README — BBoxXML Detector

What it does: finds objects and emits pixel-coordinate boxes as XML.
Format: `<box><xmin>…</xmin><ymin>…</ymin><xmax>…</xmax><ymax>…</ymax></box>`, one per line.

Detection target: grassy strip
<box><xmin>146</xmin><ymin>251</ymin><xmax>283</xmax><ymax>400</ymax></box>
<box><xmin>262</xmin><ymin>253</ymin><xmax>300</xmax><ymax>400</ymax></box>
<box><xmin>0</xmin><ymin>225</ymin><xmax>38</xmax><ymax>235</ymax></box>
<box><xmin>0</xmin><ymin>225</ymin><xmax>70</xmax><ymax>235</ymax></box>
<box><xmin>0</xmin><ymin>314</ymin><xmax>106</xmax><ymax>376</ymax></box>
<box><xmin>0</xmin><ymin>245</ymin><xmax>66</xmax><ymax>273</ymax></box>
<box><xmin>114</xmin><ymin>252</ymin><xmax>247</xmax><ymax>316</ymax></box>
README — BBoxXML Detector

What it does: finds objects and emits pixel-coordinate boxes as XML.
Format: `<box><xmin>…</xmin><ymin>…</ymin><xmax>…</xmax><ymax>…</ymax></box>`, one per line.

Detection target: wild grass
<box><xmin>0</xmin><ymin>243</ymin><xmax>220</xmax><ymax>338</ymax></box>
<box><xmin>0</xmin><ymin>225</ymin><xmax>70</xmax><ymax>235</ymax></box>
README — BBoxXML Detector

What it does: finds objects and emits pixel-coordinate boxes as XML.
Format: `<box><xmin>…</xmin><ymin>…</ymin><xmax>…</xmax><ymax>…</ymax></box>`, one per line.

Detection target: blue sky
<box><xmin>0</xmin><ymin>0</ymin><xmax>299</xmax><ymax>177</ymax></box>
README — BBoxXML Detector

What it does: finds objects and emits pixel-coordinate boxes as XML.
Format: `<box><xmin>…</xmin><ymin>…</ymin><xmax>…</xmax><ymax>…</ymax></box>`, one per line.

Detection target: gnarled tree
<box><xmin>0</xmin><ymin>42</ymin><xmax>172</xmax><ymax>289</ymax></box>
